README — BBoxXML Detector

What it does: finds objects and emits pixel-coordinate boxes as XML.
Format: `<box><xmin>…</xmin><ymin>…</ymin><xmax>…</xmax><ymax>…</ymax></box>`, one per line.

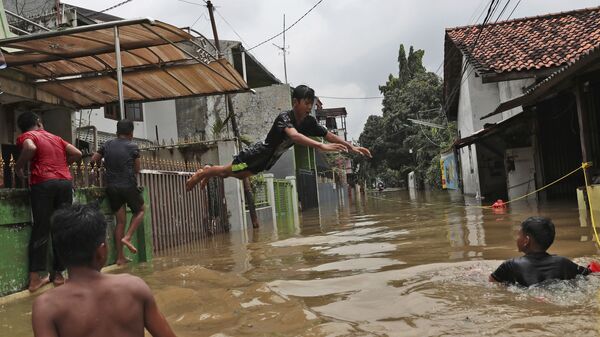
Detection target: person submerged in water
<box><xmin>489</xmin><ymin>216</ymin><xmax>591</xmax><ymax>287</ymax></box>
<box><xmin>31</xmin><ymin>204</ymin><xmax>176</xmax><ymax>337</ymax></box>
<box><xmin>185</xmin><ymin>85</ymin><xmax>371</xmax><ymax>191</ymax></box>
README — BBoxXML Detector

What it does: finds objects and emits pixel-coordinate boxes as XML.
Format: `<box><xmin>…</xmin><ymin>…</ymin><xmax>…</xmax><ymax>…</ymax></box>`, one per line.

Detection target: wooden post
<box><xmin>575</xmin><ymin>79</ymin><xmax>592</xmax><ymax>174</ymax></box>
<box><xmin>206</xmin><ymin>1</ymin><xmax>259</xmax><ymax>228</ymax></box>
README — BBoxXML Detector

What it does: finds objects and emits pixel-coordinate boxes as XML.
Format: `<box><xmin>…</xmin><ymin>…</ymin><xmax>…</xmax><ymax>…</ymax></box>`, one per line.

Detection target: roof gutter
<box><xmin>0</xmin><ymin>18</ymin><xmax>157</xmax><ymax>46</ymax></box>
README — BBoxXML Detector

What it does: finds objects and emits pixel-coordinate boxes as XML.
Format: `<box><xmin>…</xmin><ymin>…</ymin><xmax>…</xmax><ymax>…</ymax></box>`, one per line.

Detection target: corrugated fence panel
<box><xmin>139</xmin><ymin>170</ymin><xmax>229</xmax><ymax>253</ymax></box>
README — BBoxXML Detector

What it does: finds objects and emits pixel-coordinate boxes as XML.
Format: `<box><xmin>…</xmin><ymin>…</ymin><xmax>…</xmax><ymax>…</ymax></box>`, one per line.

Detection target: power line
<box><xmin>245</xmin><ymin>0</ymin><xmax>325</xmax><ymax>52</ymax></box>
<box><xmin>99</xmin><ymin>0</ymin><xmax>134</xmax><ymax>13</ymax></box>
<box><xmin>214</xmin><ymin>9</ymin><xmax>248</xmax><ymax>46</ymax></box>
<box><xmin>173</xmin><ymin>0</ymin><xmax>207</xmax><ymax>6</ymax></box>
<box><xmin>319</xmin><ymin>95</ymin><xmax>383</xmax><ymax>100</ymax></box>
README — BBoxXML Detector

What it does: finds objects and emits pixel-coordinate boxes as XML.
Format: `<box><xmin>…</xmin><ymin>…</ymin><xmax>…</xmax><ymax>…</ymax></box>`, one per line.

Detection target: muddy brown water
<box><xmin>2</xmin><ymin>190</ymin><xmax>600</xmax><ymax>336</ymax></box>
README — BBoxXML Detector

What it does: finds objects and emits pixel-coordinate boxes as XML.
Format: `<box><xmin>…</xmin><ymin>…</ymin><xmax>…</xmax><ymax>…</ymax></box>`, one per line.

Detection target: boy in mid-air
<box><xmin>185</xmin><ymin>85</ymin><xmax>371</xmax><ymax>190</ymax></box>
<box><xmin>489</xmin><ymin>216</ymin><xmax>590</xmax><ymax>286</ymax></box>
<box><xmin>31</xmin><ymin>204</ymin><xmax>176</xmax><ymax>337</ymax></box>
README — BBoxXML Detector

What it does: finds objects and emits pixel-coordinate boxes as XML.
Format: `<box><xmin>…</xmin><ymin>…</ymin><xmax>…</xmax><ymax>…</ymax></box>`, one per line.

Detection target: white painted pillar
<box><xmin>286</xmin><ymin>175</ymin><xmax>300</xmax><ymax>228</ymax></box>
<box><xmin>263</xmin><ymin>173</ymin><xmax>277</xmax><ymax>229</ymax></box>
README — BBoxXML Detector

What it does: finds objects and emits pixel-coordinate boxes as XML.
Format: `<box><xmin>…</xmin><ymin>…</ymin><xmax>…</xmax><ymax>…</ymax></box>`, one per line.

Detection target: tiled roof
<box><xmin>446</xmin><ymin>6</ymin><xmax>600</xmax><ymax>74</ymax></box>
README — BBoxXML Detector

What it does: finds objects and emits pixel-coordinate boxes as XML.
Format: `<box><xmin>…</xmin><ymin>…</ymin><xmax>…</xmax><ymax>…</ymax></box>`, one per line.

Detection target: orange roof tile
<box><xmin>446</xmin><ymin>6</ymin><xmax>600</xmax><ymax>74</ymax></box>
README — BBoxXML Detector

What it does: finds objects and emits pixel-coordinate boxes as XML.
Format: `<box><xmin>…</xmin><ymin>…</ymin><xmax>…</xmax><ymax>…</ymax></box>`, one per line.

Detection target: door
<box><xmin>505</xmin><ymin>147</ymin><xmax>537</xmax><ymax>204</ymax></box>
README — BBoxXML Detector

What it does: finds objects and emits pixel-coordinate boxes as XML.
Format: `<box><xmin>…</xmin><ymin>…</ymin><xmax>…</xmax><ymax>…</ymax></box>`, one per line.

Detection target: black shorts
<box><xmin>232</xmin><ymin>143</ymin><xmax>277</xmax><ymax>174</ymax></box>
<box><xmin>106</xmin><ymin>185</ymin><xmax>144</xmax><ymax>213</ymax></box>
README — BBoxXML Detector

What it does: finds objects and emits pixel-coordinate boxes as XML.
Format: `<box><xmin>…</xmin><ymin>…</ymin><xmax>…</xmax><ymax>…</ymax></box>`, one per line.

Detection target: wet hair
<box><xmin>51</xmin><ymin>203</ymin><xmax>107</xmax><ymax>267</ymax></box>
<box><xmin>17</xmin><ymin>112</ymin><xmax>40</xmax><ymax>133</ymax></box>
<box><xmin>116</xmin><ymin>119</ymin><xmax>134</xmax><ymax>136</ymax></box>
<box><xmin>292</xmin><ymin>85</ymin><xmax>315</xmax><ymax>101</ymax></box>
<box><xmin>521</xmin><ymin>216</ymin><xmax>555</xmax><ymax>250</ymax></box>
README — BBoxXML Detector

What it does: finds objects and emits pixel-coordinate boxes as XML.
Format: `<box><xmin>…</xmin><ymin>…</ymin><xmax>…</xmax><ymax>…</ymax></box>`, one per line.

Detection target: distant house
<box><xmin>444</xmin><ymin>6</ymin><xmax>600</xmax><ymax>202</ymax></box>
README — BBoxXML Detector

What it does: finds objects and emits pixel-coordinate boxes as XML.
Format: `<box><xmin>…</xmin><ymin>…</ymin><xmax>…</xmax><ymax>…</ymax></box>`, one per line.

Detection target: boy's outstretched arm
<box><xmin>138</xmin><ymin>279</ymin><xmax>177</xmax><ymax>337</ymax></box>
<box><xmin>325</xmin><ymin>132</ymin><xmax>372</xmax><ymax>158</ymax></box>
<box><xmin>284</xmin><ymin>127</ymin><xmax>347</xmax><ymax>152</ymax></box>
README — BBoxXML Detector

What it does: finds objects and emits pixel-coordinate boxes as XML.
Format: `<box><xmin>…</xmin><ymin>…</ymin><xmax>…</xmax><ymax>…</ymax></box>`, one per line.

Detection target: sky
<box><xmin>66</xmin><ymin>0</ymin><xmax>600</xmax><ymax>140</ymax></box>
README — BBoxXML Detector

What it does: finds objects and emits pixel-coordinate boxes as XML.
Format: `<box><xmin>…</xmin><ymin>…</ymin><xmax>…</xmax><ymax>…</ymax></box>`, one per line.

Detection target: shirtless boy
<box><xmin>185</xmin><ymin>85</ymin><xmax>371</xmax><ymax>191</ymax></box>
<box><xmin>32</xmin><ymin>204</ymin><xmax>176</xmax><ymax>337</ymax></box>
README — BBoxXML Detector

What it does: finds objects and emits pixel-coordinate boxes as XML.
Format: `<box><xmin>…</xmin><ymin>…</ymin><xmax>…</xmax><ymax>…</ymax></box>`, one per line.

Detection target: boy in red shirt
<box><xmin>15</xmin><ymin>112</ymin><xmax>82</xmax><ymax>292</ymax></box>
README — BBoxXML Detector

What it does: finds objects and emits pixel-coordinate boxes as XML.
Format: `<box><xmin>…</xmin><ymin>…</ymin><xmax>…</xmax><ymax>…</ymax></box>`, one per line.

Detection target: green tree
<box><xmin>357</xmin><ymin>44</ymin><xmax>456</xmax><ymax>189</ymax></box>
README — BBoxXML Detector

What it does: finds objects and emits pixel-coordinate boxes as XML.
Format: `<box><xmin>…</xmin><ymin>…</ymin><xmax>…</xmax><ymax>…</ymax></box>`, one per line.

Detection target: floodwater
<box><xmin>2</xmin><ymin>190</ymin><xmax>600</xmax><ymax>336</ymax></box>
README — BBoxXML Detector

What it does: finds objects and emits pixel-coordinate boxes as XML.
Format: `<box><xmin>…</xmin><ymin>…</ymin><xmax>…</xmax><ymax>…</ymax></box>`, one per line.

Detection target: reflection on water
<box><xmin>1</xmin><ymin>189</ymin><xmax>600</xmax><ymax>336</ymax></box>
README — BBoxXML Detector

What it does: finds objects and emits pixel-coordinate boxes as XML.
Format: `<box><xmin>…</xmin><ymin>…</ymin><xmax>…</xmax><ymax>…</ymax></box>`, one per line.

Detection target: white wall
<box><xmin>76</xmin><ymin>107</ymin><xmax>147</xmax><ymax>139</ymax></box>
<box><xmin>143</xmin><ymin>100</ymin><xmax>178</xmax><ymax>144</ymax></box>
<box><xmin>499</xmin><ymin>78</ymin><xmax>535</xmax><ymax>120</ymax></box>
<box><xmin>456</xmin><ymin>57</ymin><xmax>535</xmax><ymax>196</ymax></box>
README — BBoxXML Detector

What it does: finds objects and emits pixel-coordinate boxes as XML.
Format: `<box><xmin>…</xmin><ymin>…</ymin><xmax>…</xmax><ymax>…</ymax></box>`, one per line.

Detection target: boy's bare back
<box><xmin>32</xmin><ymin>273</ymin><xmax>174</xmax><ymax>337</ymax></box>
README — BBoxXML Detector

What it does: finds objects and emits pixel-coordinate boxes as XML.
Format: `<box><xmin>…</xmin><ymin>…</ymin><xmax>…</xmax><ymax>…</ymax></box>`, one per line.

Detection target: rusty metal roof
<box><xmin>0</xmin><ymin>18</ymin><xmax>249</xmax><ymax>108</ymax></box>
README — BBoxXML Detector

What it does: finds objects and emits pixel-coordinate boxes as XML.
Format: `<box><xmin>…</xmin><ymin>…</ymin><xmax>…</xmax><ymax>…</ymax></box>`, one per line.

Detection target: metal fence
<box><xmin>0</xmin><ymin>156</ymin><xmax>230</xmax><ymax>253</ymax></box>
<box><xmin>249</xmin><ymin>175</ymin><xmax>269</xmax><ymax>208</ymax></box>
<box><xmin>273</xmin><ymin>179</ymin><xmax>294</xmax><ymax>217</ymax></box>
<box><xmin>138</xmin><ymin>168</ymin><xmax>229</xmax><ymax>252</ymax></box>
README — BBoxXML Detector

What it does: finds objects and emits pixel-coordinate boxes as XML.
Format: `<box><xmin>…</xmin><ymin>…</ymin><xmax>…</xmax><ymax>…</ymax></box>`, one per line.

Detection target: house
<box><xmin>0</xmin><ymin>2</ymin><xmax>249</xmax><ymax>294</ymax></box>
<box><xmin>444</xmin><ymin>6</ymin><xmax>600</xmax><ymax>203</ymax></box>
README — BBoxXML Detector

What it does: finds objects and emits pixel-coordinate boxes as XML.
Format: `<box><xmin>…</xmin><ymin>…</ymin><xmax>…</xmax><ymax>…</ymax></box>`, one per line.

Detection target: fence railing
<box><xmin>248</xmin><ymin>175</ymin><xmax>269</xmax><ymax>208</ymax></box>
<box><xmin>138</xmin><ymin>168</ymin><xmax>228</xmax><ymax>253</ymax></box>
<box><xmin>273</xmin><ymin>179</ymin><xmax>294</xmax><ymax>217</ymax></box>
<box><xmin>0</xmin><ymin>155</ymin><xmax>229</xmax><ymax>253</ymax></box>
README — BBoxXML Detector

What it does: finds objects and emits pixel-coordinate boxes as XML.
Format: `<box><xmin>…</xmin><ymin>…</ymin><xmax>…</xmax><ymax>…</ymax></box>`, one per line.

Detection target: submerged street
<box><xmin>2</xmin><ymin>190</ymin><xmax>599</xmax><ymax>336</ymax></box>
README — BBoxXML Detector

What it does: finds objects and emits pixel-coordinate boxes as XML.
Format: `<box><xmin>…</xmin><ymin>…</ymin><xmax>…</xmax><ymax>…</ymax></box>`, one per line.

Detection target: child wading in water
<box><xmin>489</xmin><ymin>216</ymin><xmax>591</xmax><ymax>286</ymax></box>
<box><xmin>32</xmin><ymin>204</ymin><xmax>176</xmax><ymax>337</ymax></box>
<box><xmin>185</xmin><ymin>85</ymin><xmax>371</xmax><ymax>191</ymax></box>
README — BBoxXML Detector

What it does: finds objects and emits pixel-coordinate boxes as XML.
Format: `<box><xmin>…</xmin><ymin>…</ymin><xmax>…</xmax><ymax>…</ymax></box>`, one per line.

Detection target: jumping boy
<box><xmin>92</xmin><ymin>119</ymin><xmax>145</xmax><ymax>265</ymax></box>
<box><xmin>185</xmin><ymin>85</ymin><xmax>371</xmax><ymax>190</ymax></box>
<box><xmin>489</xmin><ymin>216</ymin><xmax>590</xmax><ymax>286</ymax></box>
<box><xmin>31</xmin><ymin>204</ymin><xmax>176</xmax><ymax>337</ymax></box>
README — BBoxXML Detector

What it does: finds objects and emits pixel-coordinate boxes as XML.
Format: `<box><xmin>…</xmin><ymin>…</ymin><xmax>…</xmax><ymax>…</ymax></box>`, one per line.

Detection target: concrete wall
<box><xmin>175</xmin><ymin>96</ymin><xmax>211</xmax><ymax>141</ymax></box>
<box><xmin>232</xmin><ymin>84</ymin><xmax>292</xmax><ymax>143</ymax></box>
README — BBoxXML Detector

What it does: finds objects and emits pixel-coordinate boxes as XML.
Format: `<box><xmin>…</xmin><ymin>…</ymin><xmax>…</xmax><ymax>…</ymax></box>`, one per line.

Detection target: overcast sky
<box><xmin>67</xmin><ymin>0</ymin><xmax>600</xmax><ymax>140</ymax></box>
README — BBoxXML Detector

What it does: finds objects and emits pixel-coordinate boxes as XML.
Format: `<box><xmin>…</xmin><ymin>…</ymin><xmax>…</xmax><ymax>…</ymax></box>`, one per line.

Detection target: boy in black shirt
<box><xmin>185</xmin><ymin>85</ymin><xmax>372</xmax><ymax>191</ymax></box>
<box><xmin>92</xmin><ymin>120</ymin><xmax>145</xmax><ymax>265</ymax></box>
<box><xmin>489</xmin><ymin>216</ymin><xmax>590</xmax><ymax>286</ymax></box>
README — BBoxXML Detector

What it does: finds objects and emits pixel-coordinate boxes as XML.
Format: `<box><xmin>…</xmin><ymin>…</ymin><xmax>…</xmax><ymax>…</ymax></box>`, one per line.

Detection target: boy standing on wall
<box><xmin>32</xmin><ymin>203</ymin><xmax>176</xmax><ymax>337</ymax></box>
<box><xmin>15</xmin><ymin>112</ymin><xmax>82</xmax><ymax>292</ymax></box>
<box><xmin>92</xmin><ymin>119</ymin><xmax>145</xmax><ymax>265</ymax></box>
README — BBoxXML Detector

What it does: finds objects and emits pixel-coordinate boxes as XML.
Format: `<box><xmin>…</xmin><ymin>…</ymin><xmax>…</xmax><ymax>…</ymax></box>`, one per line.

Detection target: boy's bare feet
<box><xmin>116</xmin><ymin>257</ymin><xmax>131</xmax><ymax>265</ymax></box>
<box><xmin>185</xmin><ymin>168</ymin><xmax>204</xmax><ymax>191</ymax></box>
<box><xmin>121</xmin><ymin>237</ymin><xmax>138</xmax><ymax>254</ymax></box>
<box><xmin>28</xmin><ymin>273</ymin><xmax>50</xmax><ymax>292</ymax></box>
<box><xmin>52</xmin><ymin>272</ymin><xmax>65</xmax><ymax>287</ymax></box>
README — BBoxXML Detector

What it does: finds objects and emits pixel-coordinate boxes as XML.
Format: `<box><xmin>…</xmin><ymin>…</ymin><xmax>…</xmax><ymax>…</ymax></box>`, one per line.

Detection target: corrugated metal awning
<box><xmin>0</xmin><ymin>18</ymin><xmax>249</xmax><ymax>108</ymax></box>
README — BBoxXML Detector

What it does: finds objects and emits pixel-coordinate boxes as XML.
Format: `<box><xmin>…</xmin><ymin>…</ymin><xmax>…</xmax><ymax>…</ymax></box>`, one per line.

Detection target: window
<box><xmin>104</xmin><ymin>102</ymin><xmax>144</xmax><ymax>121</ymax></box>
<box><xmin>104</xmin><ymin>104</ymin><xmax>120</xmax><ymax>120</ymax></box>
<box><xmin>125</xmin><ymin>102</ymin><xmax>144</xmax><ymax>122</ymax></box>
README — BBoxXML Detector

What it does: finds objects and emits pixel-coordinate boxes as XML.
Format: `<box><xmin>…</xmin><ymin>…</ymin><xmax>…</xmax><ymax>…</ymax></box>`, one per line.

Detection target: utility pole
<box><xmin>272</xmin><ymin>14</ymin><xmax>288</xmax><ymax>84</ymax></box>
<box><xmin>206</xmin><ymin>1</ymin><xmax>259</xmax><ymax>228</ymax></box>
